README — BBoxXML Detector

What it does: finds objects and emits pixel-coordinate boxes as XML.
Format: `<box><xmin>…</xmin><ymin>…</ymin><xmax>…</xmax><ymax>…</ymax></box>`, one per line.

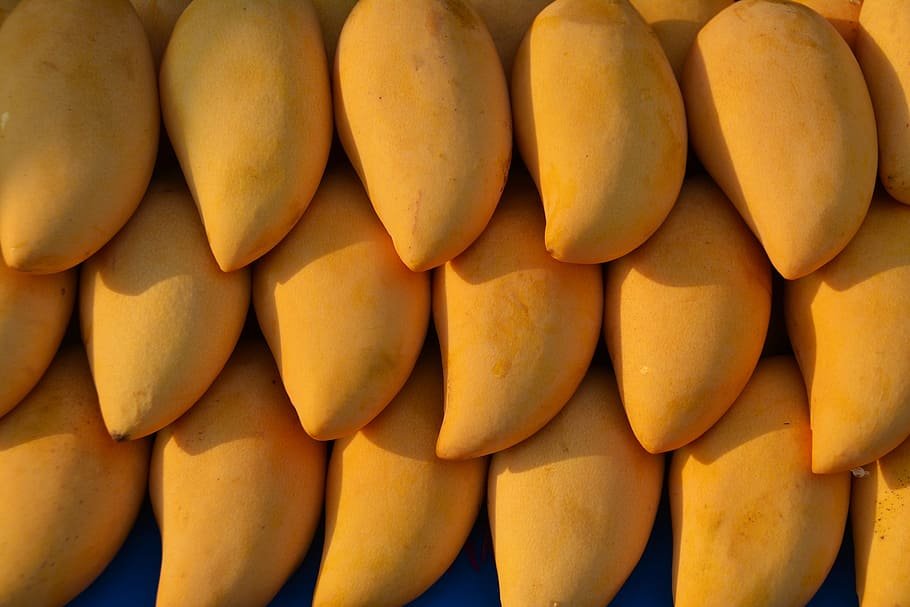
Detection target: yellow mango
<box><xmin>151</xmin><ymin>341</ymin><xmax>326</xmax><ymax>607</ymax></box>
<box><xmin>128</xmin><ymin>0</ymin><xmax>191</xmax><ymax>67</ymax></box>
<box><xmin>857</xmin><ymin>0</ymin><xmax>910</xmax><ymax>204</ymax></box>
<box><xmin>513</xmin><ymin>0</ymin><xmax>687</xmax><ymax>264</ymax></box>
<box><xmin>853</xmin><ymin>436</ymin><xmax>910</xmax><ymax>606</ymax></box>
<box><xmin>489</xmin><ymin>365</ymin><xmax>664</xmax><ymax>606</ymax></box>
<box><xmin>605</xmin><ymin>176</ymin><xmax>771</xmax><ymax>453</ymax></box>
<box><xmin>0</xmin><ymin>0</ymin><xmax>158</xmax><ymax>273</ymax></box>
<box><xmin>161</xmin><ymin>0</ymin><xmax>332</xmax><ymax>271</ymax></box>
<box><xmin>310</xmin><ymin>0</ymin><xmax>356</xmax><ymax>64</ymax></box>
<box><xmin>670</xmin><ymin>356</ymin><xmax>850</xmax><ymax>607</ymax></box>
<box><xmin>80</xmin><ymin>177</ymin><xmax>250</xmax><ymax>440</ymax></box>
<box><xmin>434</xmin><ymin>175</ymin><xmax>602</xmax><ymax>460</ymax></box>
<box><xmin>683</xmin><ymin>0</ymin><xmax>877</xmax><ymax>279</ymax></box>
<box><xmin>466</xmin><ymin>0</ymin><xmax>552</xmax><ymax>76</ymax></box>
<box><xmin>253</xmin><ymin>164</ymin><xmax>430</xmax><ymax>440</ymax></box>
<box><xmin>0</xmin><ymin>346</ymin><xmax>149</xmax><ymax>606</ymax></box>
<box><xmin>786</xmin><ymin>193</ymin><xmax>910</xmax><ymax>473</ymax></box>
<box><xmin>334</xmin><ymin>0</ymin><xmax>511</xmax><ymax>271</ymax></box>
<box><xmin>793</xmin><ymin>0</ymin><xmax>863</xmax><ymax>47</ymax></box>
<box><xmin>313</xmin><ymin>350</ymin><xmax>486</xmax><ymax>607</ymax></box>
<box><xmin>0</xmin><ymin>258</ymin><xmax>74</xmax><ymax>418</ymax></box>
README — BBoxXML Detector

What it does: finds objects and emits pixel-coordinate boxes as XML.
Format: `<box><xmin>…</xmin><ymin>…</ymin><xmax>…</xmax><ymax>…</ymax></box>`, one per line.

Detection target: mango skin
<box><xmin>0</xmin><ymin>259</ymin><xmax>74</xmax><ymax>418</ymax></box>
<box><xmin>335</xmin><ymin>0</ymin><xmax>511</xmax><ymax>271</ymax></box>
<box><xmin>683</xmin><ymin>0</ymin><xmax>877</xmax><ymax>279</ymax></box>
<box><xmin>857</xmin><ymin>0</ymin><xmax>910</xmax><ymax>204</ymax></box>
<box><xmin>80</xmin><ymin>177</ymin><xmax>250</xmax><ymax>440</ymax></box>
<box><xmin>489</xmin><ymin>365</ymin><xmax>663</xmax><ymax>607</ymax></box>
<box><xmin>310</xmin><ymin>0</ymin><xmax>356</xmax><ymax>64</ymax></box>
<box><xmin>605</xmin><ymin>176</ymin><xmax>771</xmax><ymax>453</ymax></box>
<box><xmin>0</xmin><ymin>346</ymin><xmax>150</xmax><ymax>607</ymax></box>
<box><xmin>793</xmin><ymin>0</ymin><xmax>863</xmax><ymax>47</ymax></box>
<box><xmin>433</xmin><ymin>175</ymin><xmax>603</xmax><ymax>460</ymax></box>
<box><xmin>0</xmin><ymin>1</ymin><xmax>19</xmax><ymax>24</ymax></box>
<box><xmin>129</xmin><ymin>0</ymin><xmax>191</xmax><ymax>67</ymax></box>
<box><xmin>670</xmin><ymin>356</ymin><xmax>850</xmax><ymax>607</ymax></box>
<box><xmin>254</xmin><ymin>164</ymin><xmax>430</xmax><ymax>440</ymax></box>
<box><xmin>312</xmin><ymin>350</ymin><xmax>487</xmax><ymax>607</ymax></box>
<box><xmin>161</xmin><ymin>0</ymin><xmax>332</xmax><ymax>271</ymax></box>
<box><xmin>786</xmin><ymin>193</ymin><xmax>910</xmax><ymax>473</ymax></box>
<box><xmin>0</xmin><ymin>0</ymin><xmax>158</xmax><ymax>273</ymax></box>
<box><xmin>151</xmin><ymin>341</ymin><xmax>326</xmax><ymax>607</ymax></box>
<box><xmin>466</xmin><ymin>0</ymin><xmax>551</xmax><ymax>76</ymax></box>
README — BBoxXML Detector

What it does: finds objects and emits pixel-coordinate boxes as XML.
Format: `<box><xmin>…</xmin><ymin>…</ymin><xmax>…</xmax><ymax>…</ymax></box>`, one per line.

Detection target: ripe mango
<box><xmin>310</xmin><ymin>0</ymin><xmax>356</xmax><ymax>64</ymax></box>
<box><xmin>466</xmin><ymin>0</ymin><xmax>552</xmax><ymax>76</ymax></box>
<box><xmin>513</xmin><ymin>0</ymin><xmax>687</xmax><ymax>264</ymax></box>
<box><xmin>334</xmin><ymin>0</ymin><xmax>511</xmax><ymax>271</ymax></box>
<box><xmin>793</xmin><ymin>0</ymin><xmax>863</xmax><ymax>47</ymax></box>
<box><xmin>161</xmin><ymin>0</ymin><xmax>332</xmax><ymax>271</ymax></box>
<box><xmin>0</xmin><ymin>1</ymin><xmax>19</xmax><ymax>24</ymax></box>
<box><xmin>128</xmin><ymin>0</ymin><xmax>191</xmax><ymax>67</ymax></box>
<box><xmin>786</xmin><ymin>193</ymin><xmax>910</xmax><ymax>473</ymax></box>
<box><xmin>80</xmin><ymin>177</ymin><xmax>250</xmax><ymax>440</ymax></box>
<box><xmin>683</xmin><ymin>0</ymin><xmax>877</xmax><ymax>279</ymax></box>
<box><xmin>0</xmin><ymin>345</ymin><xmax>149</xmax><ymax>606</ymax></box>
<box><xmin>253</xmin><ymin>164</ymin><xmax>430</xmax><ymax>440</ymax></box>
<box><xmin>489</xmin><ymin>365</ymin><xmax>664</xmax><ymax>606</ymax></box>
<box><xmin>605</xmin><ymin>176</ymin><xmax>771</xmax><ymax>453</ymax></box>
<box><xmin>0</xmin><ymin>0</ymin><xmax>158</xmax><ymax>273</ymax></box>
<box><xmin>670</xmin><ymin>356</ymin><xmax>850</xmax><ymax>607</ymax></box>
<box><xmin>151</xmin><ymin>341</ymin><xmax>326</xmax><ymax>607</ymax></box>
<box><xmin>312</xmin><ymin>350</ymin><xmax>486</xmax><ymax>607</ymax></box>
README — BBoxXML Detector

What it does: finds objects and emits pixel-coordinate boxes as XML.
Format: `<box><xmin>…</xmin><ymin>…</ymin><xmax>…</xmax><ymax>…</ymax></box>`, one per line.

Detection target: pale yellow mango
<box><xmin>671</xmin><ymin>356</ymin><xmax>850</xmax><ymax>607</ymax></box>
<box><xmin>161</xmin><ymin>0</ymin><xmax>332</xmax><ymax>271</ymax></box>
<box><xmin>313</xmin><ymin>350</ymin><xmax>486</xmax><ymax>607</ymax></box>
<box><xmin>0</xmin><ymin>345</ymin><xmax>149</xmax><ymax>606</ymax></box>
<box><xmin>129</xmin><ymin>0</ymin><xmax>191</xmax><ymax>67</ymax></box>
<box><xmin>310</xmin><ymin>0</ymin><xmax>356</xmax><ymax>64</ymax></box>
<box><xmin>605</xmin><ymin>176</ymin><xmax>771</xmax><ymax>453</ymax></box>
<box><xmin>489</xmin><ymin>365</ymin><xmax>664</xmax><ymax>607</ymax></box>
<box><xmin>0</xmin><ymin>0</ymin><xmax>158</xmax><ymax>273</ymax></box>
<box><xmin>513</xmin><ymin>0</ymin><xmax>687</xmax><ymax>264</ymax></box>
<box><xmin>467</xmin><ymin>0</ymin><xmax>552</xmax><ymax>76</ymax></box>
<box><xmin>434</xmin><ymin>175</ymin><xmax>602</xmax><ymax>460</ymax></box>
<box><xmin>151</xmin><ymin>341</ymin><xmax>326</xmax><ymax>607</ymax></box>
<box><xmin>794</xmin><ymin>0</ymin><xmax>863</xmax><ymax>47</ymax></box>
<box><xmin>80</xmin><ymin>178</ymin><xmax>250</xmax><ymax>440</ymax></box>
<box><xmin>335</xmin><ymin>0</ymin><xmax>511</xmax><ymax>271</ymax></box>
<box><xmin>857</xmin><ymin>0</ymin><xmax>910</xmax><ymax>204</ymax></box>
<box><xmin>786</xmin><ymin>193</ymin><xmax>910</xmax><ymax>473</ymax></box>
<box><xmin>253</xmin><ymin>164</ymin><xmax>430</xmax><ymax>440</ymax></box>
<box><xmin>0</xmin><ymin>258</ymin><xmax>74</xmax><ymax>417</ymax></box>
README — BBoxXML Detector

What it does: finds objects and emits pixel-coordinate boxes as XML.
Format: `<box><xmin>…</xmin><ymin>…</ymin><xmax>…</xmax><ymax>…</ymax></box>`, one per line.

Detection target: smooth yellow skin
<box><xmin>129</xmin><ymin>0</ymin><xmax>191</xmax><ymax>67</ymax></box>
<box><xmin>467</xmin><ymin>0</ymin><xmax>552</xmax><ymax>76</ymax></box>
<box><xmin>857</xmin><ymin>0</ymin><xmax>910</xmax><ymax>204</ymax></box>
<box><xmin>605</xmin><ymin>176</ymin><xmax>771</xmax><ymax>453</ymax></box>
<box><xmin>313</xmin><ymin>351</ymin><xmax>487</xmax><ymax>607</ymax></box>
<box><xmin>513</xmin><ymin>0</ymin><xmax>687</xmax><ymax>264</ymax></box>
<box><xmin>433</xmin><ymin>176</ymin><xmax>603</xmax><ymax>460</ymax></box>
<box><xmin>161</xmin><ymin>0</ymin><xmax>332</xmax><ymax>271</ymax></box>
<box><xmin>151</xmin><ymin>341</ymin><xmax>326</xmax><ymax>607</ymax></box>
<box><xmin>786</xmin><ymin>194</ymin><xmax>910</xmax><ymax>473</ymax></box>
<box><xmin>489</xmin><ymin>366</ymin><xmax>664</xmax><ymax>607</ymax></box>
<box><xmin>0</xmin><ymin>259</ymin><xmax>74</xmax><ymax>418</ymax></box>
<box><xmin>0</xmin><ymin>0</ymin><xmax>158</xmax><ymax>273</ymax></box>
<box><xmin>254</xmin><ymin>164</ymin><xmax>430</xmax><ymax>440</ymax></box>
<box><xmin>80</xmin><ymin>178</ymin><xmax>250</xmax><ymax>440</ymax></box>
<box><xmin>335</xmin><ymin>0</ymin><xmax>512</xmax><ymax>271</ymax></box>
<box><xmin>0</xmin><ymin>346</ymin><xmax>150</xmax><ymax>607</ymax></box>
<box><xmin>683</xmin><ymin>0</ymin><xmax>877</xmax><ymax>279</ymax></box>
<box><xmin>310</xmin><ymin>0</ymin><xmax>356</xmax><ymax>64</ymax></box>
<box><xmin>853</xmin><ymin>436</ymin><xmax>910</xmax><ymax>606</ymax></box>
<box><xmin>794</xmin><ymin>0</ymin><xmax>863</xmax><ymax>47</ymax></box>
<box><xmin>670</xmin><ymin>357</ymin><xmax>850</xmax><ymax>607</ymax></box>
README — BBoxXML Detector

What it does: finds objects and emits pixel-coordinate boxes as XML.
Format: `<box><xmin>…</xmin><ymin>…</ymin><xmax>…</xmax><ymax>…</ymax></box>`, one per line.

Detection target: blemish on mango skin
<box><xmin>440</xmin><ymin>0</ymin><xmax>478</xmax><ymax>29</ymax></box>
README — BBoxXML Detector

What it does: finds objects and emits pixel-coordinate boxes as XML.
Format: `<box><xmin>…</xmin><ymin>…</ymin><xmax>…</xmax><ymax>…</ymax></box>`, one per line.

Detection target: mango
<box><xmin>786</xmin><ymin>193</ymin><xmax>910</xmax><ymax>473</ymax></box>
<box><xmin>434</xmin><ymin>174</ymin><xmax>602</xmax><ymax>460</ymax></box>
<box><xmin>489</xmin><ymin>365</ymin><xmax>664</xmax><ymax>606</ymax></box>
<box><xmin>793</xmin><ymin>0</ymin><xmax>863</xmax><ymax>47</ymax></box>
<box><xmin>161</xmin><ymin>0</ymin><xmax>332</xmax><ymax>271</ymax></box>
<box><xmin>310</xmin><ymin>0</ymin><xmax>356</xmax><ymax>64</ymax></box>
<box><xmin>467</xmin><ymin>0</ymin><xmax>552</xmax><ymax>76</ymax></box>
<box><xmin>80</xmin><ymin>177</ymin><xmax>250</xmax><ymax>440</ymax></box>
<box><xmin>334</xmin><ymin>0</ymin><xmax>511</xmax><ymax>271</ymax></box>
<box><xmin>513</xmin><ymin>0</ymin><xmax>687</xmax><ymax>264</ymax></box>
<box><xmin>857</xmin><ymin>0</ymin><xmax>910</xmax><ymax>204</ymax></box>
<box><xmin>312</xmin><ymin>349</ymin><xmax>486</xmax><ymax>607</ymax></box>
<box><xmin>128</xmin><ymin>0</ymin><xmax>191</xmax><ymax>67</ymax></box>
<box><xmin>0</xmin><ymin>345</ymin><xmax>149</xmax><ymax>606</ymax></box>
<box><xmin>0</xmin><ymin>0</ymin><xmax>158</xmax><ymax>273</ymax></box>
<box><xmin>151</xmin><ymin>341</ymin><xmax>326</xmax><ymax>607</ymax></box>
<box><xmin>0</xmin><ymin>1</ymin><xmax>19</xmax><ymax>24</ymax></box>
<box><xmin>683</xmin><ymin>0</ymin><xmax>877</xmax><ymax>279</ymax></box>
<box><xmin>253</xmin><ymin>163</ymin><xmax>430</xmax><ymax>440</ymax></box>
<box><xmin>605</xmin><ymin>176</ymin><xmax>771</xmax><ymax>453</ymax></box>
<box><xmin>670</xmin><ymin>356</ymin><xmax>850</xmax><ymax>607</ymax></box>
<box><xmin>0</xmin><ymin>258</ymin><xmax>74</xmax><ymax>418</ymax></box>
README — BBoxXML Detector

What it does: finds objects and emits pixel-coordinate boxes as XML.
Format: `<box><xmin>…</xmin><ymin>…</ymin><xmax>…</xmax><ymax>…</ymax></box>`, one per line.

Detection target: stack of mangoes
<box><xmin>0</xmin><ymin>0</ymin><xmax>907</xmax><ymax>605</ymax></box>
